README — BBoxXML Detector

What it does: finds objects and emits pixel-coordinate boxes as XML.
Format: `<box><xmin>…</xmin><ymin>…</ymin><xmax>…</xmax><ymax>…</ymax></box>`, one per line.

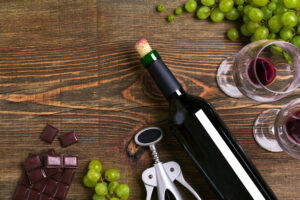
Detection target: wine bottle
<box><xmin>135</xmin><ymin>38</ymin><xmax>277</xmax><ymax>200</ymax></box>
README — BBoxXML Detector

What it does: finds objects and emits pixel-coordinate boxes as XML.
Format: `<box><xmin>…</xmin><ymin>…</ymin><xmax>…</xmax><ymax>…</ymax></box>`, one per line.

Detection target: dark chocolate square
<box><xmin>63</xmin><ymin>155</ymin><xmax>78</xmax><ymax>168</ymax></box>
<box><xmin>41</xmin><ymin>124</ymin><xmax>58</xmax><ymax>143</ymax></box>
<box><xmin>45</xmin><ymin>155</ymin><xmax>63</xmax><ymax>168</ymax></box>
<box><xmin>45</xmin><ymin>168</ymin><xmax>63</xmax><ymax>177</ymax></box>
<box><xmin>54</xmin><ymin>183</ymin><xmax>69</xmax><ymax>200</ymax></box>
<box><xmin>44</xmin><ymin>179</ymin><xmax>59</xmax><ymax>196</ymax></box>
<box><xmin>24</xmin><ymin>154</ymin><xmax>41</xmax><ymax>172</ymax></box>
<box><xmin>61</xmin><ymin>169</ymin><xmax>75</xmax><ymax>185</ymax></box>
<box><xmin>27</xmin><ymin>168</ymin><xmax>47</xmax><ymax>184</ymax></box>
<box><xmin>13</xmin><ymin>184</ymin><xmax>29</xmax><ymax>200</ymax></box>
<box><xmin>41</xmin><ymin>194</ymin><xmax>53</xmax><ymax>200</ymax></box>
<box><xmin>20</xmin><ymin>172</ymin><xmax>30</xmax><ymax>187</ymax></box>
<box><xmin>59</xmin><ymin>131</ymin><xmax>78</xmax><ymax>147</ymax></box>
<box><xmin>52</xmin><ymin>171</ymin><xmax>63</xmax><ymax>182</ymax></box>
<box><xmin>32</xmin><ymin>178</ymin><xmax>47</xmax><ymax>192</ymax></box>
<box><xmin>27</xmin><ymin>189</ymin><xmax>41</xmax><ymax>200</ymax></box>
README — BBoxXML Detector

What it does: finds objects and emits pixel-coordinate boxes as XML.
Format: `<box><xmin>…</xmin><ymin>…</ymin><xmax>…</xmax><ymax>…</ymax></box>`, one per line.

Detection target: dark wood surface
<box><xmin>1</xmin><ymin>0</ymin><xmax>300</xmax><ymax>199</ymax></box>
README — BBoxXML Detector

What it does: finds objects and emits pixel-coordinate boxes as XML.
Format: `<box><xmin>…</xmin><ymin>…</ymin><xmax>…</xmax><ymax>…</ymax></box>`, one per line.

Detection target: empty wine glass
<box><xmin>254</xmin><ymin>98</ymin><xmax>300</xmax><ymax>159</ymax></box>
<box><xmin>217</xmin><ymin>40</ymin><xmax>300</xmax><ymax>102</ymax></box>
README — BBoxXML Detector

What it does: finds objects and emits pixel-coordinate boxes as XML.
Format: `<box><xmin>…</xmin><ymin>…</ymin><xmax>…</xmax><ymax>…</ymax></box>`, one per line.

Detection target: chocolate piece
<box><xmin>45</xmin><ymin>155</ymin><xmax>63</xmax><ymax>168</ymax></box>
<box><xmin>52</xmin><ymin>171</ymin><xmax>63</xmax><ymax>182</ymax></box>
<box><xmin>63</xmin><ymin>155</ymin><xmax>78</xmax><ymax>168</ymax></box>
<box><xmin>44</xmin><ymin>179</ymin><xmax>59</xmax><ymax>196</ymax></box>
<box><xmin>45</xmin><ymin>168</ymin><xmax>63</xmax><ymax>177</ymax></box>
<box><xmin>24</xmin><ymin>155</ymin><xmax>41</xmax><ymax>172</ymax></box>
<box><xmin>13</xmin><ymin>184</ymin><xmax>29</xmax><ymax>200</ymax></box>
<box><xmin>32</xmin><ymin>178</ymin><xmax>47</xmax><ymax>192</ymax></box>
<box><xmin>59</xmin><ymin>131</ymin><xmax>78</xmax><ymax>147</ymax></box>
<box><xmin>27</xmin><ymin>189</ymin><xmax>41</xmax><ymax>200</ymax></box>
<box><xmin>27</xmin><ymin>168</ymin><xmax>47</xmax><ymax>184</ymax></box>
<box><xmin>41</xmin><ymin>124</ymin><xmax>58</xmax><ymax>143</ymax></box>
<box><xmin>61</xmin><ymin>169</ymin><xmax>75</xmax><ymax>185</ymax></box>
<box><xmin>54</xmin><ymin>183</ymin><xmax>69</xmax><ymax>200</ymax></box>
<box><xmin>20</xmin><ymin>172</ymin><xmax>30</xmax><ymax>187</ymax></box>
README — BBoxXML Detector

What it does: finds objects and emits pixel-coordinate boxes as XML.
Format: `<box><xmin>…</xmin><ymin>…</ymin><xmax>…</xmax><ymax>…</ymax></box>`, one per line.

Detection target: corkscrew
<box><xmin>135</xmin><ymin>127</ymin><xmax>202</xmax><ymax>200</ymax></box>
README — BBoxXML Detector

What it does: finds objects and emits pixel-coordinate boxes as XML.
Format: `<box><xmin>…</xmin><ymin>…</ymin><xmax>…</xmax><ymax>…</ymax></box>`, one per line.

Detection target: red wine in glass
<box><xmin>286</xmin><ymin>110</ymin><xmax>300</xmax><ymax>144</ymax></box>
<box><xmin>247</xmin><ymin>57</ymin><xmax>276</xmax><ymax>86</ymax></box>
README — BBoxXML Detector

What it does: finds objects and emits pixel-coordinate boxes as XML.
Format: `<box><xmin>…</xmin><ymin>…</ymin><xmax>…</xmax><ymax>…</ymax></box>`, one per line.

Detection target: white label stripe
<box><xmin>195</xmin><ymin>110</ymin><xmax>265</xmax><ymax>200</ymax></box>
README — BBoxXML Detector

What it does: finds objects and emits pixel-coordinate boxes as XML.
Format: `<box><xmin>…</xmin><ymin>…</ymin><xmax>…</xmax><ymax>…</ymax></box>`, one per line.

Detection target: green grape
<box><xmin>89</xmin><ymin>160</ymin><xmax>102</xmax><ymax>172</ymax></box>
<box><xmin>283</xmin><ymin>0</ymin><xmax>298</xmax><ymax>8</ymax></box>
<box><xmin>268</xmin><ymin>32</ymin><xmax>277</xmax><ymax>39</ymax></box>
<box><xmin>105</xmin><ymin>169</ymin><xmax>120</xmax><ymax>182</ymax></box>
<box><xmin>247</xmin><ymin>21</ymin><xmax>261</xmax><ymax>33</ymax></box>
<box><xmin>110</xmin><ymin>198</ymin><xmax>120</xmax><ymax>200</ymax></box>
<box><xmin>280</xmin><ymin>27</ymin><xmax>294</xmax><ymax>40</ymax></box>
<box><xmin>197</xmin><ymin>6</ymin><xmax>211</xmax><ymax>19</ymax></box>
<box><xmin>185</xmin><ymin>0</ymin><xmax>197</xmax><ymax>12</ymax></box>
<box><xmin>167</xmin><ymin>14</ymin><xmax>175</xmax><ymax>22</ymax></box>
<box><xmin>237</xmin><ymin>5</ymin><xmax>244</xmax><ymax>12</ymax></box>
<box><xmin>93</xmin><ymin>193</ymin><xmax>105</xmax><ymax>200</ymax></box>
<box><xmin>273</xmin><ymin>4</ymin><xmax>285</xmax><ymax>15</ymax></box>
<box><xmin>281</xmin><ymin>12</ymin><xmax>298</xmax><ymax>27</ymax></box>
<box><xmin>83</xmin><ymin>175</ymin><xmax>97</xmax><ymax>188</ymax></box>
<box><xmin>268</xmin><ymin>2</ymin><xmax>277</xmax><ymax>10</ymax></box>
<box><xmin>225</xmin><ymin>8</ymin><xmax>239</xmax><ymax>20</ymax></box>
<box><xmin>157</xmin><ymin>4</ymin><xmax>166</xmax><ymax>12</ymax></box>
<box><xmin>268</xmin><ymin>15</ymin><xmax>283</xmax><ymax>32</ymax></box>
<box><xmin>248</xmin><ymin>8</ymin><xmax>264</xmax><ymax>22</ymax></box>
<box><xmin>95</xmin><ymin>182</ymin><xmax>108</xmax><ymax>196</ymax></box>
<box><xmin>210</xmin><ymin>8</ymin><xmax>225</xmax><ymax>22</ymax></box>
<box><xmin>261</xmin><ymin>6</ymin><xmax>272</xmax><ymax>20</ymax></box>
<box><xmin>108</xmin><ymin>181</ymin><xmax>119</xmax><ymax>195</ymax></box>
<box><xmin>297</xmin><ymin>25</ymin><xmax>300</xmax><ymax>34</ymax></box>
<box><xmin>243</xmin><ymin>15</ymin><xmax>250</xmax><ymax>23</ymax></box>
<box><xmin>254</xmin><ymin>26</ymin><xmax>269</xmax><ymax>40</ymax></box>
<box><xmin>201</xmin><ymin>0</ymin><xmax>215</xmax><ymax>6</ymax></box>
<box><xmin>219</xmin><ymin>0</ymin><xmax>234</xmax><ymax>12</ymax></box>
<box><xmin>174</xmin><ymin>8</ymin><xmax>183</xmax><ymax>15</ymax></box>
<box><xmin>115</xmin><ymin>184</ymin><xmax>130</xmax><ymax>198</ymax></box>
<box><xmin>87</xmin><ymin>169</ymin><xmax>101</xmax><ymax>182</ymax></box>
<box><xmin>243</xmin><ymin>5</ymin><xmax>253</xmax><ymax>15</ymax></box>
<box><xmin>227</xmin><ymin>28</ymin><xmax>239</xmax><ymax>40</ymax></box>
<box><xmin>234</xmin><ymin>0</ymin><xmax>244</xmax><ymax>5</ymax></box>
<box><xmin>253</xmin><ymin>0</ymin><xmax>269</xmax><ymax>6</ymax></box>
<box><xmin>291</xmin><ymin>35</ymin><xmax>300</xmax><ymax>48</ymax></box>
<box><xmin>240</xmin><ymin>24</ymin><xmax>252</xmax><ymax>36</ymax></box>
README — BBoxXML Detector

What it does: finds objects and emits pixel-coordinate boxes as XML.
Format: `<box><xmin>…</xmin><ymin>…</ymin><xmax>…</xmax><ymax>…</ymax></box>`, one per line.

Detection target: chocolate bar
<box><xmin>41</xmin><ymin>124</ymin><xmax>58</xmax><ymax>143</ymax></box>
<box><xmin>44</xmin><ymin>179</ymin><xmax>59</xmax><ymax>196</ymax></box>
<box><xmin>61</xmin><ymin>169</ymin><xmax>75</xmax><ymax>185</ymax></box>
<box><xmin>59</xmin><ymin>131</ymin><xmax>78</xmax><ymax>147</ymax></box>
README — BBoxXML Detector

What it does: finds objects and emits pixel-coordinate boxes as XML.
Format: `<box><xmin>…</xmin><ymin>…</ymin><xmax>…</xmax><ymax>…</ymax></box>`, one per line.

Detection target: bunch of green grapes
<box><xmin>83</xmin><ymin>160</ymin><xmax>130</xmax><ymax>200</ymax></box>
<box><xmin>157</xmin><ymin>0</ymin><xmax>300</xmax><ymax>48</ymax></box>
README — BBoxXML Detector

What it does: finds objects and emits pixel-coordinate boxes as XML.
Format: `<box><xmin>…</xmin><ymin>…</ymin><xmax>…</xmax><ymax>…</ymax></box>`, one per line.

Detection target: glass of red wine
<box><xmin>254</xmin><ymin>98</ymin><xmax>300</xmax><ymax>157</ymax></box>
<box><xmin>217</xmin><ymin>40</ymin><xmax>300</xmax><ymax>102</ymax></box>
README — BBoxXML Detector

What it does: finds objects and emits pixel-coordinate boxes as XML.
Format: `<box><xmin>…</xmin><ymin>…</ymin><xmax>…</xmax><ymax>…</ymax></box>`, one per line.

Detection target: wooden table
<box><xmin>1</xmin><ymin>0</ymin><xmax>300</xmax><ymax>199</ymax></box>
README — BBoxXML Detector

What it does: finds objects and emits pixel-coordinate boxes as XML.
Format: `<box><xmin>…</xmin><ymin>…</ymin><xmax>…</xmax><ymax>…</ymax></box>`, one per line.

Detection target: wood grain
<box><xmin>1</xmin><ymin>0</ymin><xmax>300</xmax><ymax>199</ymax></box>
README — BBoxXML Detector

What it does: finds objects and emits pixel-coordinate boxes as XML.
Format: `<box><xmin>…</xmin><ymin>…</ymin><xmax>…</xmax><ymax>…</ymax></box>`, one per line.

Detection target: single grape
<box><xmin>197</xmin><ymin>6</ymin><xmax>211</xmax><ymax>19</ymax></box>
<box><xmin>219</xmin><ymin>0</ymin><xmax>234</xmax><ymax>12</ymax></box>
<box><xmin>87</xmin><ymin>169</ymin><xmax>101</xmax><ymax>182</ymax></box>
<box><xmin>225</xmin><ymin>8</ymin><xmax>239</xmax><ymax>20</ymax></box>
<box><xmin>201</xmin><ymin>0</ymin><xmax>215</xmax><ymax>6</ymax></box>
<box><xmin>157</xmin><ymin>4</ymin><xmax>165</xmax><ymax>12</ymax></box>
<box><xmin>297</xmin><ymin>25</ymin><xmax>300</xmax><ymax>34</ymax></box>
<box><xmin>89</xmin><ymin>160</ymin><xmax>102</xmax><ymax>172</ymax></box>
<box><xmin>283</xmin><ymin>0</ymin><xmax>298</xmax><ymax>8</ymax></box>
<box><xmin>174</xmin><ymin>8</ymin><xmax>183</xmax><ymax>15</ymax></box>
<box><xmin>185</xmin><ymin>0</ymin><xmax>197</xmax><ymax>12</ymax></box>
<box><xmin>247</xmin><ymin>21</ymin><xmax>261</xmax><ymax>33</ymax></box>
<box><xmin>248</xmin><ymin>8</ymin><xmax>264</xmax><ymax>22</ymax></box>
<box><xmin>108</xmin><ymin>181</ymin><xmax>119</xmax><ymax>195</ymax></box>
<box><xmin>95</xmin><ymin>182</ymin><xmax>108</xmax><ymax>196</ymax></box>
<box><xmin>268</xmin><ymin>32</ymin><xmax>277</xmax><ymax>39</ymax></box>
<box><xmin>253</xmin><ymin>0</ymin><xmax>269</xmax><ymax>6</ymax></box>
<box><xmin>234</xmin><ymin>0</ymin><xmax>244</xmax><ymax>5</ymax></box>
<box><xmin>105</xmin><ymin>169</ymin><xmax>120</xmax><ymax>182</ymax></box>
<box><xmin>210</xmin><ymin>8</ymin><xmax>225</xmax><ymax>22</ymax></box>
<box><xmin>280</xmin><ymin>27</ymin><xmax>294</xmax><ymax>40</ymax></box>
<box><xmin>237</xmin><ymin>5</ymin><xmax>244</xmax><ymax>12</ymax></box>
<box><xmin>83</xmin><ymin>175</ymin><xmax>97</xmax><ymax>188</ymax></box>
<box><xmin>281</xmin><ymin>12</ymin><xmax>298</xmax><ymax>27</ymax></box>
<box><xmin>291</xmin><ymin>35</ymin><xmax>300</xmax><ymax>48</ymax></box>
<box><xmin>167</xmin><ymin>14</ymin><xmax>175</xmax><ymax>22</ymax></box>
<box><xmin>243</xmin><ymin>15</ymin><xmax>250</xmax><ymax>23</ymax></box>
<box><xmin>115</xmin><ymin>184</ymin><xmax>130</xmax><ymax>198</ymax></box>
<box><xmin>243</xmin><ymin>5</ymin><xmax>253</xmax><ymax>15</ymax></box>
<box><xmin>240</xmin><ymin>24</ymin><xmax>252</xmax><ymax>36</ymax></box>
<box><xmin>273</xmin><ymin>4</ymin><xmax>285</xmax><ymax>15</ymax></box>
<box><xmin>268</xmin><ymin>15</ymin><xmax>283</xmax><ymax>32</ymax></box>
<box><xmin>227</xmin><ymin>28</ymin><xmax>239</xmax><ymax>40</ymax></box>
<box><xmin>268</xmin><ymin>2</ymin><xmax>277</xmax><ymax>10</ymax></box>
<box><xmin>254</xmin><ymin>26</ymin><xmax>269</xmax><ymax>40</ymax></box>
<box><xmin>261</xmin><ymin>6</ymin><xmax>272</xmax><ymax>20</ymax></box>
<box><xmin>93</xmin><ymin>193</ymin><xmax>105</xmax><ymax>200</ymax></box>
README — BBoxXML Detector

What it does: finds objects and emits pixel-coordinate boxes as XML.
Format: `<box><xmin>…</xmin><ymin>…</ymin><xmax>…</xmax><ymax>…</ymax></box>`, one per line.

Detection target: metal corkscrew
<box><xmin>135</xmin><ymin>127</ymin><xmax>202</xmax><ymax>200</ymax></box>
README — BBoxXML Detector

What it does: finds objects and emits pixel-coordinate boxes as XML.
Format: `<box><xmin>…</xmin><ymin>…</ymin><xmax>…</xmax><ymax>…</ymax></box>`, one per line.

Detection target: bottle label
<box><xmin>195</xmin><ymin>109</ymin><xmax>265</xmax><ymax>200</ymax></box>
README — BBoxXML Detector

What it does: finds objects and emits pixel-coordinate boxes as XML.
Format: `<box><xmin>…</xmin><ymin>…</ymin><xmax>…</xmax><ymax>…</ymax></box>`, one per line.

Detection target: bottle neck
<box><xmin>141</xmin><ymin>50</ymin><xmax>183</xmax><ymax>99</ymax></box>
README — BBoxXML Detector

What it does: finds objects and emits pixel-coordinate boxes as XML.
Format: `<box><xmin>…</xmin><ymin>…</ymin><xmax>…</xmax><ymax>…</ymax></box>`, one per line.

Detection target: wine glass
<box><xmin>253</xmin><ymin>98</ymin><xmax>300</xmax><ymax>159</ymax></box>
<box><xmin>217</xmin><ymin>40</ymin><xmax>300</xmax><ymax>102</ymax></box>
